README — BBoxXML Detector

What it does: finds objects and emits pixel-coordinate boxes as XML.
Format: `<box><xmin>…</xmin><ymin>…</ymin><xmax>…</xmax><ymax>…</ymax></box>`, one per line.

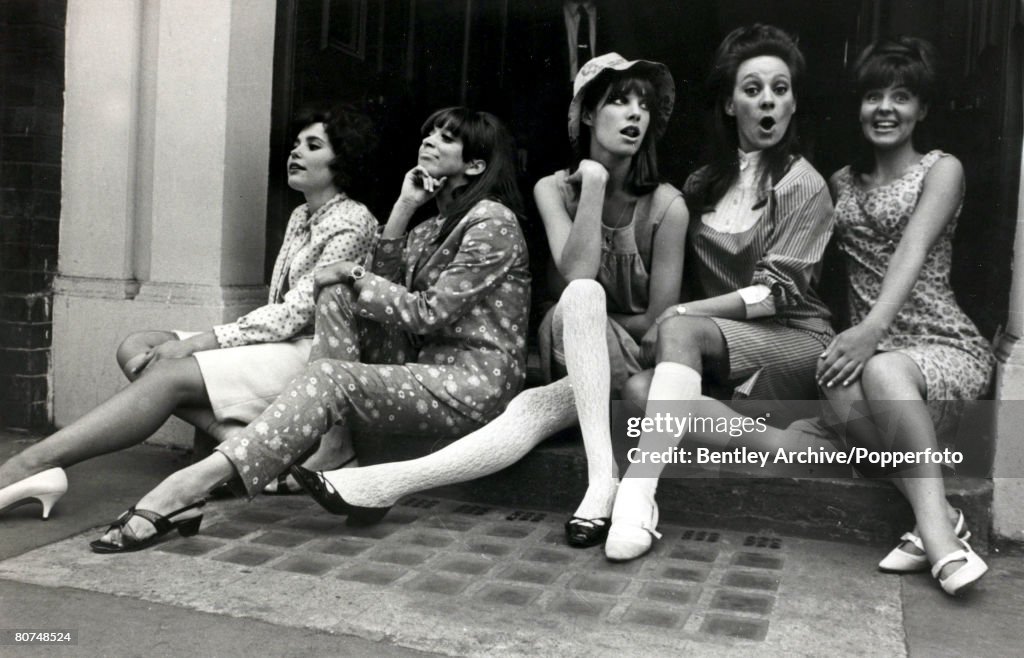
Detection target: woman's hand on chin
<box><xmin>398</xmin><ymin>166</ymin><xmax>447</xmax><ymax>209</ymax></box>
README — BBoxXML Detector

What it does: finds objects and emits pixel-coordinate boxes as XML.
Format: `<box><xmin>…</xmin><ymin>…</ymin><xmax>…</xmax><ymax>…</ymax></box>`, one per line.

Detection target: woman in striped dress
<box><xmin>605</xmin><ymin>24</ymin><xmax>835</xmax><ymax>561</ymax></box>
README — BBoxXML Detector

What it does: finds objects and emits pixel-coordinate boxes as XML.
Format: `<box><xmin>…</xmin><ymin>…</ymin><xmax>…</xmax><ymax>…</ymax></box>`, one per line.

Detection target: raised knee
<box><xmin>560</xmin><ymin>279</ymin><xmax>606</xmax><ymax>315</ymax></box>
<box><xmin>657</xmin><ymin>316</ymin><xmax>703</xmax><ymax>349</ymax></box>
<box><xmin>621</xmin><ymin>371</ymin><xmax>653</xmax><ymax>406</ymax></box>
<box><xmin>861</xmin><ymin>354</ymin><xmax>909</xmax><ymax>394</ymax></box>
<box><xmin>305</xmin><ymin>358</ymin><xmax>357</xmax><ymax>386</ymax></box>
<box><xmin>116</xmin><ymin>332</ymin><xmax>150</xmax><ymax>372</ymax></box>
<box><xmin>317</xmin><ymin>284</ymin><xmax>356</xmax><ymax>312</ymax></box>
<box><xmin>860</xmin><ymin>354</ymin><xmax>917</xmax><ymax>399</ymax></box>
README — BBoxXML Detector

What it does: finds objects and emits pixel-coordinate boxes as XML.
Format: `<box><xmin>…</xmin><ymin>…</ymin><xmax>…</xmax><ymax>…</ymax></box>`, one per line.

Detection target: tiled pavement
<box><xmin>0</xmin><ymin>492</ymin><xmax>904</xmax><ymax>656</ymax></box>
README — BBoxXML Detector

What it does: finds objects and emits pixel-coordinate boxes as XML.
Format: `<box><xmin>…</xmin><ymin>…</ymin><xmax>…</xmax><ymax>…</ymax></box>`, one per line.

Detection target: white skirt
<box><xmin>175</xmin><ymin>332</ymin><xmax>312</xmax><ymax>423</ymax></box>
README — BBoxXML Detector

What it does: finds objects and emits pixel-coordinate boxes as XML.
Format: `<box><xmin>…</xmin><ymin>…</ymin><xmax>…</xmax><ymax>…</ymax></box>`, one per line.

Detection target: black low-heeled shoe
<box><xmin>288</xmin><ymin>466</ymin><xmax>391</xmax><ymax>526</ymax></box>
<box><xmin>266</xmin><ymin>456</ymin><xmax>357</xmax><ymax>496</ymax></box>
<box><xmin>565</xmin><ymin>516</ymin><xmax>611</xmax><ymax>548</ymax></box>
<box><xmin>89</xmin><ymin>499</ymin><xmax>206</xmax><ymax>553</ymax></box>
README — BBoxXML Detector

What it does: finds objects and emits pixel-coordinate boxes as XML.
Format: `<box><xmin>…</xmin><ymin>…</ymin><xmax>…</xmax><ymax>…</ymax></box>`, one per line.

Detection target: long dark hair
<box><xmin>850</xmin><ymin>36</ymin><xmax>939</xmax><ymax>175</ymax></box>
<box><xmin>690</xmin><ymin>24</ymin><xmax>805</xmax><ymax>211</ymax></box>
<box><xmin>573</xmin><ymin>69</ymin><xmax>662</xmax><ymax>195</ymax></box>
<box><xmin>421</xmin><ymin>107</ymin><xmax>524</xmax><ymax>242</ymax></box>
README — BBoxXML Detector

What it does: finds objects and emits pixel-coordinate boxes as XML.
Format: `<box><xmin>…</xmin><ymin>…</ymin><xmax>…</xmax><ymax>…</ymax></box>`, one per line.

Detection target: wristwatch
<box><xmin>349</xmin><ymin>265</ymin><xmax>366</xmax><ymax>282</ymax></box>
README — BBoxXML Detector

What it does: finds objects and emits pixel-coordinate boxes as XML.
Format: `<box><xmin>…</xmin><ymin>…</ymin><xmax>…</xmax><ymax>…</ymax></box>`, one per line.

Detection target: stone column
<box><xmin>53</xmin><ymin>0</ymin><xmax>276</xmax><ymax>446</ymax></box>
<box><xmin>992</xmin><ymin>135</ymin><xmax>1024</xmax><ymax>543</ymax></box>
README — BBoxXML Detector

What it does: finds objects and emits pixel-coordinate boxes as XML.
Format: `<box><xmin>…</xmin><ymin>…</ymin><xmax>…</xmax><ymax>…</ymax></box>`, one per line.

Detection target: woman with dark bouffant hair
<box><xmin>606</xmin><ymin>24</ymin><xmax>836</xmax><ymax>561</ymax></box>
<box><xmin>82</xmin><ymin>107</ymin><xmax>532</xmax><ymax>553</ymax></box>
<box><xmin>819</xmin><ymin>37</ymin><xmax>992</xmax><ymax>595</ymax></box>
<box><xmin>0</xmin><ymin>104</ymin><xmax>379</xmax><ymax>516</ymax></box>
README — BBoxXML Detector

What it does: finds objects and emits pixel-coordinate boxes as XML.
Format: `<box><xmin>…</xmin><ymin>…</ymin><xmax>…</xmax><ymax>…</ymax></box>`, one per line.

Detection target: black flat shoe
<box><xmin>265</xmin><ymin>456</ymin><xmax>357</xmax><ymax>496</ymax></box>
<box><xmin>565</xmin><ymin>516</ymin><xmax>611</xmax><ymax>548</ymax></box>
<box><xmin>288</xmin><ymin>466</ymin><xmax>391</xmax><ymax>526</ymax></box>
<box><xmin>89</xmin><ymin>500</ymin><xmax>206</xmax><ymax>553</ymax></box>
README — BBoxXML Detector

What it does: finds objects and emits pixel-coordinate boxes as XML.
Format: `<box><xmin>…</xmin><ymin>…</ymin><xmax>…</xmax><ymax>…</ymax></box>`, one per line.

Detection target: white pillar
<box><xmin>54</xmin><ymin>0</ymin><xmax>276</xmax><ymax>446</ymax></box>
<box><xmin>992</xmin><ymin>134</ymin><xmax>1024</xmax><ymax>543</ymax></box>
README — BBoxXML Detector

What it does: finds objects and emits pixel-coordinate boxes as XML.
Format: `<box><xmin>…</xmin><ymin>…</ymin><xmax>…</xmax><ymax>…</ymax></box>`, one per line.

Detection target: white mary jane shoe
<box><xmin>878</xmin><ymin>509</ymin><xmax>970</xmax><ymax>573</ymax></box>
<box><xmin>0</xmin><ymin>468</ymin><xmax>68</xmax><ymax>519</ymax></box>
<box><xmin>932</xmin><ymin>539</ymin><xmax>988</xmax><ymax>596</ymax></box>
<box><xmin>604</xmin><ymin>482</ymin><xmax>662</xmax><ymax>562</ymax></box>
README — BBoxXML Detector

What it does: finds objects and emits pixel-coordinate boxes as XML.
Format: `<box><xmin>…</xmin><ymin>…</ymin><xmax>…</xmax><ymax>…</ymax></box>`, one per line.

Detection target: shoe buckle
<box><xmin>641</xmin><ymin>524</ymin><xmax>663</xmax><ymax>540</ymax></box>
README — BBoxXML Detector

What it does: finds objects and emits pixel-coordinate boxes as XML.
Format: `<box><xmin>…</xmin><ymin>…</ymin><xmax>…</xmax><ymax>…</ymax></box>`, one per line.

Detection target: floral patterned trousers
<box><xmin>216</xmin><ymin>284</ymin><xmax>482</xmax><ymax>496</ymax></box>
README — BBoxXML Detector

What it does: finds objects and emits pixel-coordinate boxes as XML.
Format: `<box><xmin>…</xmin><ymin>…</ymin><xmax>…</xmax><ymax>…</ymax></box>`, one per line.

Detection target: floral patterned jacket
<box><xmin>352</xmin><ymin>198</ymin><xmax>531</xmax><ymax>419</ymax></box>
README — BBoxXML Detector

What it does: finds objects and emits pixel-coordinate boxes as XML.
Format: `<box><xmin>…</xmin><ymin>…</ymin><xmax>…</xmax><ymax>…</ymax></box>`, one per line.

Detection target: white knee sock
<box><xmin>623</xmin><ymin>361</ymin><xmax>702</xmax><ymax>499</ymax></box>
<box><xmin>322</xmin><ymin>379</ymin><xmax>578</xmax><ymax>506</ymax></box>
<box><xmin>561</xmin><ymin>280</ymin><xmax>617</xmax><ymax>519</ymax></box>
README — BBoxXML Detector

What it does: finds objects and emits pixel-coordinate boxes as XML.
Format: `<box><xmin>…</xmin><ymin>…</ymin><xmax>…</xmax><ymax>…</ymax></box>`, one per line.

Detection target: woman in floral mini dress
<box><xmin>818</xmin><ymin>38</ymin><xmax>993</xmax><ymax>595</ymax></box>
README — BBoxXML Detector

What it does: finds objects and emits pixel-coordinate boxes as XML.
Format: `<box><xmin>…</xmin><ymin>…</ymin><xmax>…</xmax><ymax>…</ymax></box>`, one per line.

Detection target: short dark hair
<box><xmin>573</xmin><ymin>69</ymin><xmax>663</xmax><ymax>195</ymax></box>
<box><xmin>420</xmin><ymin>107</ymin><xmax>524</xmax><ymax>242</ymax></box>
<box><xmin>292</xmin><ymin>103</ymin><xmax>377</xmax><ymax>191</ymax></box>
<box><xmin>692</xmin><ymin>24</ymin><xmax>806</xmax><ymax>210</ymax></box>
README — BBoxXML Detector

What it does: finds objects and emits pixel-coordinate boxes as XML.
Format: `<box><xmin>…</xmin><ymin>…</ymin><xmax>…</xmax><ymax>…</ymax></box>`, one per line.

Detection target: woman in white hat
<box><xmin>270</xmin><ymin>53</ymin><xmax>688</xmax><ymax>550</ymax></box>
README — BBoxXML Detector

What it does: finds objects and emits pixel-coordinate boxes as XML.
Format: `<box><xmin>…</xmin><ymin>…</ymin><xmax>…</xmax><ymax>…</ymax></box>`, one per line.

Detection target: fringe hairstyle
<box><xmin>572</xmin><ymin>69</ymin><xmax>663</xmax><ymax>195</ymax></box>
<box><xmin>420</xmin><ymin>107</ymin><xmax>524</xmax><ymax>243</ymax></box>
<box><xmin>850</xmin><ymin>37</ymin><xmax>939</xmax><ymax>175</ymax></box>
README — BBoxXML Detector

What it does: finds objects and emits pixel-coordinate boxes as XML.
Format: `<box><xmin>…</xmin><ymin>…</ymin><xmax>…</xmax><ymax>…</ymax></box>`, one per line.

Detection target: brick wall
<box><xmin>0</xmin><ymin>0</ymin><xmax>66</xmax><ymax>430</ymax></box>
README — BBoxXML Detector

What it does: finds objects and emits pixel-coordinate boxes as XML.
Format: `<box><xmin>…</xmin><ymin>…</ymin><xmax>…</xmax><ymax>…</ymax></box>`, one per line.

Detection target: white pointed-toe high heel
<box><xmin>0</xmin><ymin>468</ymin><xmax>68</xmax><ymax>519</ymax></box>
<box><xmin>604</xmin><ymin>481</ymin><xmax>662</xmax><ymax>562</ymax></box>
<box><xmin>931</xmin><ymin>539</ymin><xmax>988</xmax><ymax>596</ymax></box>
<box><xmin>879</xmin><ymin>509</ymin><xmax>971</xmax><ymax>573</ymax></box>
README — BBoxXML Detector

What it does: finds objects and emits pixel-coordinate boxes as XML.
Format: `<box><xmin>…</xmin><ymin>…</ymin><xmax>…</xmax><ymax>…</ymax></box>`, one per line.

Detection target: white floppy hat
<box><xmin>567</xmin><ymin>52</ymin><xmax>675</xmax><ymax>144</ymax></box>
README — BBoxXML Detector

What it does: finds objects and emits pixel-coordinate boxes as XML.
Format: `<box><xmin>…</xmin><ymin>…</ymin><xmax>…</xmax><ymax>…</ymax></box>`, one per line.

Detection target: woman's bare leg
<box><xmin>0</xmin><ymin>357</ymin><xmax>212</xmax><ymax>488</ymax></box>
<box><xmin>857</xmin><ymin>353</ymin><xmax>965</xmax><ymax>577</ymax></box>
<box><xmin>117</xmin><ymin>330</ymin><xmax>238</xmax><ymax>440</ymax></box>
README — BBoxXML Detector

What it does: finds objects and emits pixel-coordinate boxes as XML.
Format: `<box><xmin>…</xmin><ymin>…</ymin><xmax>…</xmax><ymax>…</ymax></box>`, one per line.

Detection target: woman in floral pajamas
<box><xmin>90</xmin><ymin>107</ymin><xmax>531</xmax><ymax>551</ymax></box>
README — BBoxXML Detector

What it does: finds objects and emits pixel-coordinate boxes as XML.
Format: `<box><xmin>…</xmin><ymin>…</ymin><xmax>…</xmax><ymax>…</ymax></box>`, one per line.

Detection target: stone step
<box><xmin>195</xmin><ymin>427</ymin><xmax>993</xmax><ymax>550</ymax></box>
<box><xmin>359</xmin><ymin>429</ymin><xmax>994</xmax><ymax>550</ymax></box>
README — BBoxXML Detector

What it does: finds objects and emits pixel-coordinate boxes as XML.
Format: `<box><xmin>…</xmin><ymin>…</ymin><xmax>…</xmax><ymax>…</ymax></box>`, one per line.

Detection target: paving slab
<box><xmin>0</xmin><ymin>494</ymin><xmax>905</xmax><ymax>657</ymax></box>
<box><xmin>901</xmin><ymin>551</ymin><xmax>1024</xmax><ymax>658</ymax></box>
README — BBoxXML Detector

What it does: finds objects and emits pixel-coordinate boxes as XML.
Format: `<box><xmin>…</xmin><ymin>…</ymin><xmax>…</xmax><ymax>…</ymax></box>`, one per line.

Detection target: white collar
<box><xmin>737</xmin><ymin>149</ymin><xmax>763</xmax><ymax>172</ymax></box>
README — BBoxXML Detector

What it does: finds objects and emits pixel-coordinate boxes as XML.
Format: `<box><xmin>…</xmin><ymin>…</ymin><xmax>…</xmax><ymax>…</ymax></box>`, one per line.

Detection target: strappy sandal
<box><xmin>264</xmin><ymin>455</ymin><xmax>358</xmax><ymax>496</ymax></box>
<box><xmin>878</xmin><ymin>509</ymin><xmax>970</xmax><ymax>573</ymax></box>
<box><xmin>89</xmin><ymin>500</ymin><xmax>206</xmax><ymax>553</ymax></box>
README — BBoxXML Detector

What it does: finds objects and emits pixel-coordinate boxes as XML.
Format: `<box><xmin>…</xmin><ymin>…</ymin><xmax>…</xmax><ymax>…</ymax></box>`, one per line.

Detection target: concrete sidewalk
<box><xmin>0</xmin><ymin>432</ymin><xmax>1022</xmax><ymax>656</ymax></box>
